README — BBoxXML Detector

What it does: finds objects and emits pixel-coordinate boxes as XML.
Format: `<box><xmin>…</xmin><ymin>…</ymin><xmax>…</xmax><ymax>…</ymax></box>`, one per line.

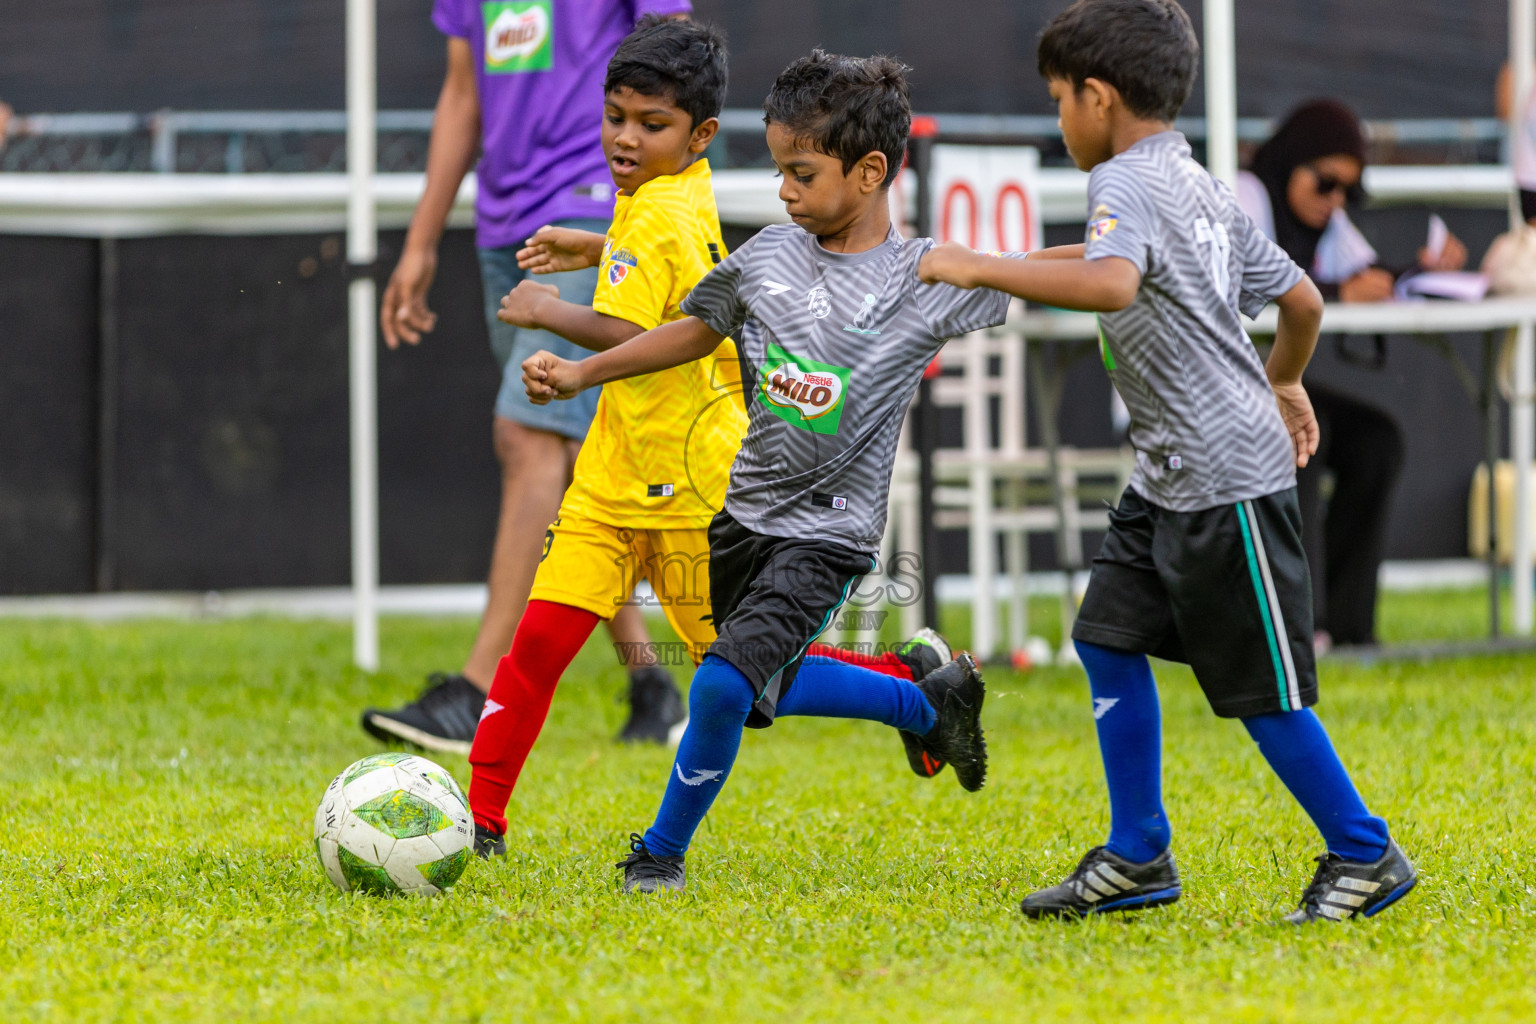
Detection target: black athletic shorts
<box><xmin>706</xmin><ymin>509</ymin><xmax>875</xmax><ymax>729</ymax></box>
<box><xmin>1072</xmin><ymin>486</ymin><xmax>1318</xmax><ymax>717</ymax></box>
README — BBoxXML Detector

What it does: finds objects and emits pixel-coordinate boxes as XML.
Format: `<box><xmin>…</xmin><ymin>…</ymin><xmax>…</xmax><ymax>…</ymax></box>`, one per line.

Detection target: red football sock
<box><xmin>804</xmin><ymin>642</ymin><xmax>914</xmax><ymax>680</ymax></box>
<box><xmin>468</xmin><ymin>600</ymin><xmax>600</xmax><ymax>834</ymax></box>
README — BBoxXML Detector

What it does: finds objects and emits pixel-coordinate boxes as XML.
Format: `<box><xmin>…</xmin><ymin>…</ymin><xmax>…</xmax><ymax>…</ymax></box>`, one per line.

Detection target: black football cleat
<box><xmin>616</xmin><ymin>666</ymin><xmax>687</xmax><ymax>745</ymax></box>
<box><xmin>1020</xmin><ymin>846</ymin><xmax>1182</xmax><ymax>919</ymax></box>
<box><xmin>616</xmin><ymin>832</ymin><xmax>686</xmax><ymax>893</ymax></box>
<box><xmin>474</xmin><ymin>823</ymin><xmax>506</xmax><ymax>860</ymax></box>
<box><xmin>896</xmin><ymin>627</ymin><xmax>951</xmax><ymax>681</ymax></box>
<box><xmin>896</xmin><ymin>628</ymin><xmax>954</xmax><ymax>778</ymax></box>
<box><xmin>1284</xmin><ymin>839</ymin><xmax>1417</xmax><ymax>923</ymax></box>
<box><xmin>360</xmin><ymin>673</ymin><xmax>485</xmax><ymax>755</ymax></box>
<box><xmin>900</xmin><ymin>730</ymin><xmax>949</xmax><ymax>779</ymax></box>
<box><xmin>909</xmin><ymin>653</ymin><xmax>987</xmax><ymax>791</ymax></box>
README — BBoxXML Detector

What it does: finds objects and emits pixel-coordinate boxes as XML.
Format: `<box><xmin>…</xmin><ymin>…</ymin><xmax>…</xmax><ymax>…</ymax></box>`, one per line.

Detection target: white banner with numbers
<box><xmin>929</xmin><ymin>144</ymin><xmax>1044</xmax><ymax>254</ymax></box>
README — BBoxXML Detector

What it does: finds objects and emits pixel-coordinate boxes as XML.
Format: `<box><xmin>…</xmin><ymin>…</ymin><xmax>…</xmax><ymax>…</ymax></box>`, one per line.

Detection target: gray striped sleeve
<box><xmin>911</xmin><ymin>246</ymin><xmax>1024</xmax><ymax>339</ymax></box>
<box><xmin>1233</xmin><ymin>207</ymin><xmax>1306</xmax><ymax>316</ymax></box>
<box><xmin>681</xmin><ymin>230</ymin><xmax>762</xmax><ymax>337</ymax></box>
<box><xmin>1083</xmin><ymin>163</ymin><xmax>1159</xmax><ymax>273</ymax></box>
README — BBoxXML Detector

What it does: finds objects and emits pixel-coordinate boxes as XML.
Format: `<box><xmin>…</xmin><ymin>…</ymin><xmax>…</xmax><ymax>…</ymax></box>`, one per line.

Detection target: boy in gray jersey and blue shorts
<box><xmin>921</xmin><ymin>0</ymin><xmax>1416</xmax><ymax>923</ymax></box>
<box><xmin>519</xmin><ymin>50</ymin><xmax>1023</xmax><ymax>893</ymax></box>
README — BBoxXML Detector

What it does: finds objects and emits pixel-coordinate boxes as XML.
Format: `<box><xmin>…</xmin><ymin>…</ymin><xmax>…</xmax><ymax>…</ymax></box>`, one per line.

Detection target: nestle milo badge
<box><xmin>758</xmin><ymin>342</ymin><xmax>852</xmax><ymax>435</ymax></box>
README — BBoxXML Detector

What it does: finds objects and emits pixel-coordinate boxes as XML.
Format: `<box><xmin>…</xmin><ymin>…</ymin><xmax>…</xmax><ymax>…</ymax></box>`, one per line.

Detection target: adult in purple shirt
<box><xmin>364</xmin><ymin>0</ymin><xmax>691</xmax><ymax>754</ymax></box>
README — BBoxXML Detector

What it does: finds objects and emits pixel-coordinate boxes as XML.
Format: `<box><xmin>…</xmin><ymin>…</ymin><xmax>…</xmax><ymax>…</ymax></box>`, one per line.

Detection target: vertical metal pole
<box><xmin>347</xmin><ymin>0</ymin><xmax>380</xmax><ymax>671</ymax></box>
<box><xmin>1002</xmin><ymin>338</ymin><xmax>1028</xmax><ymax>651</ymax></box>
<box><xmin>1512</xmin><ymin>0</ymin><xmax>1536</xmax><ymax>635</ymax></box>
<box><xmin>1485</xmin><ymin>332</ymin><xmax>1502</xmax><ymax>639</ymax></box>
<box><xmin>1203</xmin><ymin>0</ymin><xmax>1239</xmax><ymax>188</ymax></box>
<box><xmin>1512</xmin><ymin>0</ymin><xmax>1535</xmax><ymax>213</ymax></box>
<box><xmin>1513</xmin><ymin>319</ymin><xmax>1534</xmax><ymax>634</ymax></box>
<box><xmin>95</xmin><ymin>237</ymin><xmax>120</xmax><ymax>592</ymax></box>
<box><xmin>911</xmin><ymin>130</ymin><xmax>941</xmax><ymax>630</ymax></box>
<box><xmin>150</xmin><ymin>111</ymin><xmax>176</xmax><ymax>174</ymax></box>
<box><xmin>914</xmin><ymin>383</ymin><xmax>940</xmax><ymax>630</ymax></box>
<box><xmin>964</xmin><ymin>336</ymin><xmax>995</xmax><ymax>657</ymax></box>
<box><xmin>1028</xmin><ymin>346</ymin><xmax>1077</xmax><ymax>657</ymax></box>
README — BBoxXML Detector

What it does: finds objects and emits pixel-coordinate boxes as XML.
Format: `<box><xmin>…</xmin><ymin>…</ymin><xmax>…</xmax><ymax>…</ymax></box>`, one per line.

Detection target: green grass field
<box><xmin>4</xmin><ymin>589</ymin><xmax>1534</xmax><ymax>1022</ymax></box>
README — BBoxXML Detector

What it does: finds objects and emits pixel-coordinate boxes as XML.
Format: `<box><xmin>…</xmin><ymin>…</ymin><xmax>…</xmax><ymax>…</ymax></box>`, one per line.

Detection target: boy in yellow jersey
<box><xmin>465</xmin><ymin>16</ymin><xmax>743</xmax><ymax>852</ymax></box>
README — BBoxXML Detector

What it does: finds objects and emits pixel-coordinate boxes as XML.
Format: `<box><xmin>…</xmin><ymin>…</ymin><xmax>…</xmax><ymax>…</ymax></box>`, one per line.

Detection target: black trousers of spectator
<box><xmin>1295</xmin><ymin>381</ymin><xmax>1405</xmax><ymax>646</ymax></box>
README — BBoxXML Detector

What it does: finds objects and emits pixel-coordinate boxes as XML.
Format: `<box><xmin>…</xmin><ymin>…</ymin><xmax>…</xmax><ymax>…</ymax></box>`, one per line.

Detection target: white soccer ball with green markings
<box><xmin>313</xmin><ymin>752</ymin><xmax>473</xmax><ymax>897</ymax></box>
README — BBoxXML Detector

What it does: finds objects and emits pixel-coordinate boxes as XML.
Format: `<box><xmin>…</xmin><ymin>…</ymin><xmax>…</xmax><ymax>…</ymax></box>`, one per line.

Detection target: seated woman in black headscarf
<box><xmin>1235</xmin><ymin>99</ymin><xmax>1466</xmax><ymax>650</ymax></box>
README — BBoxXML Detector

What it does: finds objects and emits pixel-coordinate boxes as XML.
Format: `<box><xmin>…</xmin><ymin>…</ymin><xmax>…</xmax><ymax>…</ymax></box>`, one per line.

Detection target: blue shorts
<box><xmin>478</xmin><ymin>217</ymin><xmax>609</xmax><ymax>440</ymax></box>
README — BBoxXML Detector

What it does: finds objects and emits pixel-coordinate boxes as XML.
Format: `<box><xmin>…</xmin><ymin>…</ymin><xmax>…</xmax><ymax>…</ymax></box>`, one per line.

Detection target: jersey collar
<box><xmin>620</xmin><ymin>157</ymin><xmax>712</xmax><ymax>200</ymax></box>
<box><xmin>805</xmin><ymin>224</ymin><xmax>903</xmax><ymax>267</ymax></box>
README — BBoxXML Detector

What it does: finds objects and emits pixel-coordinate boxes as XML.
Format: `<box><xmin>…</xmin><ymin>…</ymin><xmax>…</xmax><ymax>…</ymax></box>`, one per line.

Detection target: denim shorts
<box><xmin>478</xmin><ymin>217</ymin><xmax>609</xmax><ymax>440</ymax></box>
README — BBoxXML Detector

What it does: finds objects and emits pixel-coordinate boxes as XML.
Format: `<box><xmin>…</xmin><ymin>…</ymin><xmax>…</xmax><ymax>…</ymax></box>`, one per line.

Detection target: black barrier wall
<box><xmin>0</xmin><ymin>0</ymin><xmax>1509</xmax><ymax>119</ymax></box>
<box><xmin>0</xmin><ymin>206</ymin><xmax>1512</xmax><ymax>595</ymax></box>
<box><xmin>3</xmin><ymin>229</ymin><xmax>500</xmax><ymax>594</ymax></box>
<box><xmin>1</xmin><ymin>236</ymin><xmax>98</xmax><ymax>593</ymax></box>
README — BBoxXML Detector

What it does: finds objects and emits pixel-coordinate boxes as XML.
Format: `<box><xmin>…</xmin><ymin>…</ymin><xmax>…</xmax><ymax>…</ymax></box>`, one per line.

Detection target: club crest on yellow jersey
<box><xmin>607</xmin><ymin>247</ymin><xmax>638</xmax><ymax>286</ymax></box>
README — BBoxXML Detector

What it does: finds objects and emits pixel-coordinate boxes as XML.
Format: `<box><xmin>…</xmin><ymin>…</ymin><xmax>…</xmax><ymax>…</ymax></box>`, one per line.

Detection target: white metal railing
<box><xmin>2</xmin><ymin>109</ymin><xmax>1509</xmax><ymax>177</ymax></box>
<box><xmin>14</xmin><ymin>108</ymin><xmax>1509</xmax><ymax>148</ymax></box>
<box><xmin>0</xmin><ymin>164</ymin><xmax>1519</xmax><ymax>238</ymax></box>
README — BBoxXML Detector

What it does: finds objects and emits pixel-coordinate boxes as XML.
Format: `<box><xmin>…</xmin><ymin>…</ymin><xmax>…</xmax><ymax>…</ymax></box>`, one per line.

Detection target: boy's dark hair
<box><xmin>605</xmin><ymin>15</ymin><xmax>728</xmax><ymax>128</ymax></box>
<box><xmin>1037</xmin><ymin>0</ymin><xmax>1199</xmax><ymax>122</ymax></box>
<box><xmin>762</xmin><ymin>50</ymin><xmax>911</xmax><ymax>188</ymax></box>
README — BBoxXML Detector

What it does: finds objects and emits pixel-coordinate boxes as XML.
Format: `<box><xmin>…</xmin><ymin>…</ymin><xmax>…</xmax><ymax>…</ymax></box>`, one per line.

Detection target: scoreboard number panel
<box><xmin>930</xmin><ymin>145</ymin><xmax>1044</xmax><ymax>255</ymax></box>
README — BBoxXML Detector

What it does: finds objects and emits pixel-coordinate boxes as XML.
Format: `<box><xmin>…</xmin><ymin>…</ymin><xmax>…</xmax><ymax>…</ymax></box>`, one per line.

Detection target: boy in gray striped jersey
<box><xmin>922</xmin><ymin>0</ymin><xmax>1415</xmax><ymax>923</ymax></box>
<box><xmin>521</xmin><ymin>50</ymin><xmax>1011</xmax><ymax>893</ymax></box>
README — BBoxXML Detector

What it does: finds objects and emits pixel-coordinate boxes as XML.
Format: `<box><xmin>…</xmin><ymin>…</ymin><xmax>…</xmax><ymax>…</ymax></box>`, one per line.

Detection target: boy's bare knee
<box><xmin>493</xmin><ymin>417</ymin><xmax>570</xmax><ymax>482</ymax></box>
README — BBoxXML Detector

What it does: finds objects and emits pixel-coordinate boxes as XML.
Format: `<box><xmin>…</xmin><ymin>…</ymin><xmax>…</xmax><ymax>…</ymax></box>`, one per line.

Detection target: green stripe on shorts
<box><xmin>1235</xmin><ymin>501</ymin><xmax>1290</xmax><ymax>711</ymax></box>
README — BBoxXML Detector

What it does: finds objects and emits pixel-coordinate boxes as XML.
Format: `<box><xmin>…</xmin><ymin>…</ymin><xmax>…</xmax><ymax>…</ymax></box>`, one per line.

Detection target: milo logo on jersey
<box><xmin>758</xmin><ymin>342</ymin><xmax>851</xmax><ymax>435</ymax></box>
<box><xmin>483</xmin><ymin>1</ymin><xmax>552</xmax><ymax>73</ymax></box>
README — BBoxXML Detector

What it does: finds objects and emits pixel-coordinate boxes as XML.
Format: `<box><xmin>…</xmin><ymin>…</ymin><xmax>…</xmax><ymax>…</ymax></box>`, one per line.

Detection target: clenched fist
<box><xmin>498</xmin><ymin>279</ymin><xmax>560</xmax><ymax>329</ymax></box>
<box><xmin>918</xmin><ymin>241</ymin><xmax>983</xmax><ymax>288</ymax></box>
<box><xmin>522</xmin><ymin>350</ymin><xmax>585</xmax><ymax>405</ymax></box>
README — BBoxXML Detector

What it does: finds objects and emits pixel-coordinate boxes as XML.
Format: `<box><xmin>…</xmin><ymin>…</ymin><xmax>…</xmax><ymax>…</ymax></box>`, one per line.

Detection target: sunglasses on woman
<box><xmin>1308</xmin><ymin>164</ymin><xmax>1364</xmax><ymax>204</ymax></box>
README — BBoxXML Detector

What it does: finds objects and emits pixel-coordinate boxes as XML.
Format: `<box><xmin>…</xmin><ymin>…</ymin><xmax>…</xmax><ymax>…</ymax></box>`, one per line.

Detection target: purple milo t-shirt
<box><xmin>432</xmin><ymin>0</ymin><xmax>692</xmax><ymax>250</ymax></box>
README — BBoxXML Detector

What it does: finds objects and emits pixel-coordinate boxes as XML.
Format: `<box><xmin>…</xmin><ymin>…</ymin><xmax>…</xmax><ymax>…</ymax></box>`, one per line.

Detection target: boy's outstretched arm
<box><xmin>1265</xmin><ymin>275</ymin><xmax>1325</xmax><ymax>468</ymax></box>
<box><xmin>498</xmin><ymin>280</ymin><xmax>643</xmax><ymax>352</ymax></box>
<box><xmin>515</xmin><ymin>225</ymin><xmax>607</xmax><ymax>274</ymax></box>
<box><xmin>523</xmin><ymin>316</ymin><xmax>725</xmax><ymax>404</ymax></box>
<box><xmin>919</xmin><ymin>242</ymin><xmax>1140</xmax><ymax>312</ymax></box>
<box><xmin>1027</xmin><ymin>243</ymin><xmax>1087</xmax><ymax>260</ymax></box>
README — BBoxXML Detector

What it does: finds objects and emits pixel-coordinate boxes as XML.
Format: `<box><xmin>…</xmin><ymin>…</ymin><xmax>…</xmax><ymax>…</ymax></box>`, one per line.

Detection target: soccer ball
<box><xmin>313</xmin><ymin>752</ymin><xmax>474</xmax><ymax>896</ymax></box>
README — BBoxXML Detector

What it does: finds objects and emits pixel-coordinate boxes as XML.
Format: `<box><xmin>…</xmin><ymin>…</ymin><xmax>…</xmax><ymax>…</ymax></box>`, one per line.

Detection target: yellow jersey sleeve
<box><xmin>592</xmin><ymin>196</ymin><xmax>681</xmax><ymax>332</ymax></box>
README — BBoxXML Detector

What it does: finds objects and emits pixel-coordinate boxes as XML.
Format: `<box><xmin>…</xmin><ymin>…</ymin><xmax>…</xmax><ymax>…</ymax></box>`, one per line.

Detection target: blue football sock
<box><xmin>642</xmin><ymin>654</ymin><xmax>939</xmax><ymax>859</ymax></box>
<box><xmin>776</xmin><ymin>655</ymin><xmax>936</xmax><ymax>733</ymax></box>
<box><xmin>642</xmin><ymin>655</ymin><xmax>755</xmax><ymax>859</ymax></box>
<box><xmin>1075</xmin><ymin>639</ymin><xmax>1171</xmax><ymax>864</ymax></box>
<box><xmin>1242</xmin><ymin>708</ymin><xmax>1389</xmax><ymax>863</ymax></box>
